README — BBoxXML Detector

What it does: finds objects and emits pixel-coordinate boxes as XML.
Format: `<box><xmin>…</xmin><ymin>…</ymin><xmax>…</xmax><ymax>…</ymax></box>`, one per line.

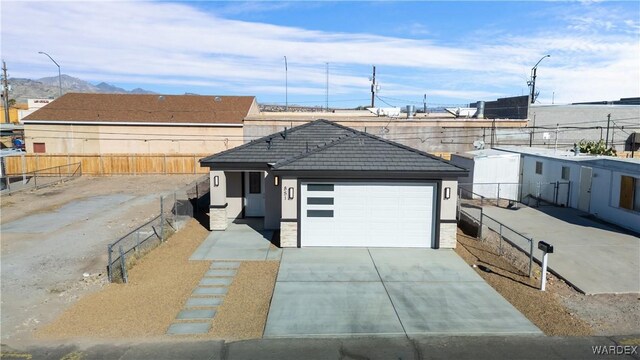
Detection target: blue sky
<box><xmin>2</xmin><ymin>1</ymin><xmax>639</xmax><ymax>107</ymax></box>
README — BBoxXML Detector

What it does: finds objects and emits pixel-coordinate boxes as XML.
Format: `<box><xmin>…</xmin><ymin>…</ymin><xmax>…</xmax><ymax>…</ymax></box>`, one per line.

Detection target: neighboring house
<box><xmin>22</xmin><ymin>93</ymin><xmax>259</xmax><ymax>154</ymax></box>
<box><xmin>200</xmin><ymin>119</ymin><xmax>467</xmax><ymax>249</ymax></box>
<box><xmin>450</xmin><ymin>149</ymin><xmax>521</xmax><ymax>201</ymax></box>
<box><xmin>493</xmin><ymin>146</ymin><xmax>640</xmax><ymax>233</ymax></box>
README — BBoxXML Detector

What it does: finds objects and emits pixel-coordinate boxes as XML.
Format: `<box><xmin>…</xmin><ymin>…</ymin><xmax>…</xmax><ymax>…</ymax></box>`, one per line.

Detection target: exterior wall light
<box><xmin>287</xmin><ymin>187</ymin><xmax>294</xmax><ymax>200</ymax></box>
<box><xmin>213</xmin><ymin>175</ymin><xmax>220</xmax><ymax>187</ymax></box>
<box><xmin>444</xmin><ymin>187</ymin><xmax>451</xmax><ymax>199</ymax></box>
<box><xmin>274</xmin><ymin>175</ymin><xmax>280</xmax><ymax>186</ymax></box>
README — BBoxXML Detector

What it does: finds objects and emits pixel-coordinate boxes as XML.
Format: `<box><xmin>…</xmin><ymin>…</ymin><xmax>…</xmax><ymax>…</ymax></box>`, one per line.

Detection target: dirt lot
<box><xmin>35</xmin><ymin>219</ymin><xmax>210</xmax><ymax>340</ymax></box>
<box><xmin>455</xmin><ymin>229</ymin><xmax>640</xmax><ymax>336</ymax></box>
<box><xmin>0</xmin><ymin>175</ymin><xmax>201</xmax><ymax>345</ymax></box>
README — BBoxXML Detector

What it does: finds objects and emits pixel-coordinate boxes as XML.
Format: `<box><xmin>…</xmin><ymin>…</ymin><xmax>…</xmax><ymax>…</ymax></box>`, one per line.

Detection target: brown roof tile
<box><xmin>22</xmin><ymin>93</ymin><xmax>257</xmax><ymax>124</ymax></box>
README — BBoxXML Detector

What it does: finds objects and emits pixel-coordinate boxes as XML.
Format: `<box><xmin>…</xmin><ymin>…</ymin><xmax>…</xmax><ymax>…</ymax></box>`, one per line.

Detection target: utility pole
<box><xmin>2</xmin><ymin>60</ymin><xmax>9</xmax><ymax>124</ymax></box>
<box><xmin>605</xmin><ymin>113</ymin><xmax>611</xmax><ymax>148</ymax></box>
<box><xmin>423</xmin><ymin>94</ymin><xmax>427</xmax><ymax>113</ymax></box>
<box><xmin>325</xmin><ymin>62</ymin><xmax>329</xmax><ymax>112</ymax></box>
<box><xmin>284</xmin><ymin>56</ymin><xmax>288</xmax><ymax>111</ymax></box>
<box><xmin>370</xmin><ymin>65</ymin><xmax>376</xmax><ymax>108</ymax></box>
<box><xmin>530</xmin><ymin>114</ymin><xmax>536</xmax><ymax>147</ymax></box>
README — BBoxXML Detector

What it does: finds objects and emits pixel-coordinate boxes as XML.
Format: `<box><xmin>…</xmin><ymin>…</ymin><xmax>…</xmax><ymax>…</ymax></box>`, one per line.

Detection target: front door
<box><xmin>578</xmin><ymin>166</ymin><xmax>592</xmax><ymax>212</ymax></box>
<box><xmin>245</xmin><ymin>172</ymin><xmax>265</xmax><ymax>217</ymax></box>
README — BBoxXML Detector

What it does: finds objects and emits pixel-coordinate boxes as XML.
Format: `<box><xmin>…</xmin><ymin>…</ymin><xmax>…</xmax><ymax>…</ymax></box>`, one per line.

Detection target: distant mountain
<box><xmin>7</xmin><ymin>75</ymin><xmax>156</xmax><ymax>103</ymax></box>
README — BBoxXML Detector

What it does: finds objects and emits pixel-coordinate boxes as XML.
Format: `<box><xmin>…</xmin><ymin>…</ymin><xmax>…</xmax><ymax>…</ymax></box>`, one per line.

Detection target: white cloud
<box><xmin>1</xmin><ymin>1</ymin><xmax>638</xmax><ymax>104</ymax></box>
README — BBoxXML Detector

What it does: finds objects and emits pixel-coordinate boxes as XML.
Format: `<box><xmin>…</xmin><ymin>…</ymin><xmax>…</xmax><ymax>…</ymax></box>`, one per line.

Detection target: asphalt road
<box><xmin>2</xmin><ymin>335</ymin><xmax>639</xmax><ymax>360</ymax></box>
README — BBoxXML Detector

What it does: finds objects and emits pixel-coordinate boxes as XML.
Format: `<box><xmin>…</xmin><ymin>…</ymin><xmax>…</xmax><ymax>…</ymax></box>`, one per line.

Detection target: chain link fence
<box><xmin>457</xmin><ymin>187</ymin><xmax>535</xmax><ymax>277</ymax></box>
<box><xmin>1</xmin><ymin>162</ymin><xmax>82</xmax><ymax>194</ymax></box>
<box><xmin>107</xmin><ymin>175</ymin><xmax>209</xmax><ymax>283</ymax></box>
<box><xmin>459</xmin><ymin>180</ymin><xmax>570</xmax><ymax>208</ymax></box>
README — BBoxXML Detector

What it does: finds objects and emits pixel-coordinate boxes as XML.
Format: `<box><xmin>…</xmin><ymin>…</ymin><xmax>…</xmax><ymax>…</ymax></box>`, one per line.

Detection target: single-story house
<box><xmin>22</xmin><ymin>93</ymin><xmax>258</xmax><ymax>154</ymax></box>
<box><xmin>450</xmin><ymin>149</ymin><xmax>521</xmax><ymax>201</ymax></box>
<box><xmin>200</xmin><ymin>119</ymin><xmax>468</xmax><ymax>249</ymax></box>
<box><xmin>494</xmin><ymin>146</ymin><xmax>640</xmax><ymax>233</ymax></box>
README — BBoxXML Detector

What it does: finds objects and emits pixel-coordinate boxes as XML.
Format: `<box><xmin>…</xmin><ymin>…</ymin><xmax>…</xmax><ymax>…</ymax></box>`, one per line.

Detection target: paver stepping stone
<box><xmin>167</xmin><ymin>322</ymin><xmax>211</xmax><ymax>335</ymax></box>
<box><xmin>206</xmin><ymin>269</ymin><xmax>237</xmax><ymax>277</ymax></box>
<box><xmin>186</xmin><ymin>297</ymin><xmax>223</xmax><ymax>308</ymax></box>
<box><xmin>176</xmin><ymin>309</ymin><xmax>217</xmax><ymax>320</ymax></box>
<box><xmin>210</xmin><ymin>261</ymin><xmax>240</xmax><ymax>269</ymax></box>
<box><xmin>193</xmin><ymin>286</ymin><xmax>228</xmax><ymax>296</ymax></box>
<box><xmin>199</xmin><ymin>277</ymin><xmax>233</xmax><ymax>286</ymax></box>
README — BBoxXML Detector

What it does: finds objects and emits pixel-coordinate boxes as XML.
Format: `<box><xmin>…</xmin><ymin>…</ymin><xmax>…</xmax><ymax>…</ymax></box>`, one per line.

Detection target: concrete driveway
<box><xmin>264</xmin><ymin>248</ymin><xmax>541</xmax><ymax>337</ymax></box>
<box><xmin>479</xmin><ymin>205</ymin><xmax>640</xmax><ymax>295</ymax></box>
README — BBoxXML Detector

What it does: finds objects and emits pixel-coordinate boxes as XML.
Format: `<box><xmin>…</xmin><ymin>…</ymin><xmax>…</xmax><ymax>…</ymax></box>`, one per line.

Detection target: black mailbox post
<box><xmin>538</xmin><ymin>241</ymin><xmax>554</xmax><ymax>254</ymax></box>
<box><xmin>538</xmin><ymin>240</ymin><xmax>554</xmax><ymax>291</ymax></box>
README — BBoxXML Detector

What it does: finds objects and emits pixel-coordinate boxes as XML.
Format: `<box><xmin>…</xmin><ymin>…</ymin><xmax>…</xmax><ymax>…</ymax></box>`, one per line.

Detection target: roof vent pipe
<box><xmin>283</xmin><ymin>127</ymin><xmax>287</xmax><ymax>139</ymax></box>
<box><xmin>473</xmin><ymin>101</ymin><xmax>485</xmax><ymax>119</ymax></box>
<box><xmin>406</xmin><ymin>105</ymin><xmax>415</xmax><ymax>119</ymax></box>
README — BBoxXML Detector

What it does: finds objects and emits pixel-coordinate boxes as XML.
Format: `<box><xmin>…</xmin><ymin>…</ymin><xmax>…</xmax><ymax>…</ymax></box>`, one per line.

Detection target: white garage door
<box><xmin>301</xmin><ymin>181</ymin><xmax>436</xmax><ymax>247</ymax></box>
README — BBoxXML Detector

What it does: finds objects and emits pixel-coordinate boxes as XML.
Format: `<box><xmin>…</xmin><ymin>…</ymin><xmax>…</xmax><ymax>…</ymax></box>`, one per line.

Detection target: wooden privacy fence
<box><xmin>4</xmin><ymin>154</ymin><xmax>211</xmax><ymax>176</ymax></box>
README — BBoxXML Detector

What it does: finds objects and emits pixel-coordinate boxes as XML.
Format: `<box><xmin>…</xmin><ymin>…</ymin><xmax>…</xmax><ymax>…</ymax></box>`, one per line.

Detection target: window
<box><xmin>535</xmin><ymin>161</ymin><xmax>543</xmax><ymax>175</ymax></box>
<box><xmin>33</xmin><ymin>142</ymin><xmax>46</xmax><ymax>153</ymax></box>
<box><xmin>307</xmin><ymin>197</ymin><xmax>334</xmax><ymax>205</ymax></box>
<box><xmin>249</xmin><ymin>172</ymin><xmax>261</xmax><ymax>194</ymax></box>
<box><xmin>561</xmin><ymin>166</ymin><xmax>570</xmax><ymax>180</ymax></box>
<box><xmin>308</xmin><ymin>184</ymin><xmax>334</xmax><ymax>191</ymax></box>
<box><xmin>307</xmin><ymin>210</ymin><xmax>333</xmax><ymax>217</ymax></box>
<box><xmin>619</xmin><ymin>175</ymin><xmax>640</xmax><ymax>212</ymax></box>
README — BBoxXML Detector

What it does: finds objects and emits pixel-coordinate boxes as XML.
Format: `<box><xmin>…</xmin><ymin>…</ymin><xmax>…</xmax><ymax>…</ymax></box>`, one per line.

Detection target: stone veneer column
<box><xmin>279</xmin><ymin>221</ymin><xmax>298</xmax><ymax>248</ymax></box>
<box><xmin>280</xmin><ymin>177</ymin><xmax>298</xmax><ymax>247</ymax></box>
<box><xmin>439</xmin><ymin>223</ymin><xmax>457</xmax><ymax>249</ymax></box>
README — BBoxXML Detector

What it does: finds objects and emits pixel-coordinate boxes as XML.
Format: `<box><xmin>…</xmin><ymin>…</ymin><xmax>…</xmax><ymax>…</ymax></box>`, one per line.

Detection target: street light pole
<box><xmin>528</xmin><ymin>54</ymin><xmax>550</xmax><ymax>104</ymax></box>
<box><xmin>38</xmin><ymin>51</ymin><xmax>62</xmax><ymax>98</ymax></box>
<box><xmin>284</xmin><ymin>56</ymin><xmax>288</xmax><ymax>111</ymax></box>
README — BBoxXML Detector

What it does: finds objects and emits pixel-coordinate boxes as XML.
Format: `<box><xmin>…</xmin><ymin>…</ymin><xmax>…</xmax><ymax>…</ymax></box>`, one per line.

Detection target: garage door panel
<box><xmin>302</xmin><ymin>181</ymin><xmax>435</xmax><ymax>248</ymax></box>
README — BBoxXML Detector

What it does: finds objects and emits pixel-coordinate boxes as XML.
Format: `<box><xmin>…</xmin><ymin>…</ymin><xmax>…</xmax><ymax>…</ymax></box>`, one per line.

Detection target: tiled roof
<box><xmin>201</xmin><ymin>119</ymin><xmax>467</xmax><ymax>175</ymax></box>
<box><xmin>22</xmin><ymin>93</ymin><xmax>256</xmax><ymax>124</ymax></box>
<box><xmin>200</xmin><ymin>120</ymin><xmax>355</xmax><ymax>164</ymax></box>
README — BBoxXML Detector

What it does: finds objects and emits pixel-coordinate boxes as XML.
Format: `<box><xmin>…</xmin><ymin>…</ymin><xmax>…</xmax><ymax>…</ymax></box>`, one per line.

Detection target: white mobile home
<box><xmin>497</xmin><ymin>146</ymin><xmax>640</xmax><ymax>233</ymax></box>
<box><xmin>450</xmin><ymin>149</ymin><xmax>521</xmax><ymax>201</ymax></box>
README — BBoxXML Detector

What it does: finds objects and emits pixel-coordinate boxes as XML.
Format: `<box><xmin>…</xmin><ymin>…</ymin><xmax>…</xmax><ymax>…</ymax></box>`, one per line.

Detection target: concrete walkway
<box><xmin>265</xmin><ymin>248</ymin><xmax>541</xmax><ymax>337</ymax></box>
<box><xmin>167</xmin><ymin>261</ymin><xmax>239</xmax><ymax>335</ymax></box>
<box><xmin>171</xmin><ymin>219</ymin><xmax>280</xmax><ymax>335</ymax></box>
<box><xmin>190</xmin><ymin>219</ymin><xmax>280</xmax><ymax>261</ymax></box>
<box><xmin>478</xmin><ymin>205</ymin><xmax>640</xmax><ymax>294</ymax></box>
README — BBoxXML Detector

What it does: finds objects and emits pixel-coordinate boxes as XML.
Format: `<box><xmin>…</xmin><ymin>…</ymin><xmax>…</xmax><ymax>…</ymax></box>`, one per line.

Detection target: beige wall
<box><xmin>439</xmin><ymin>180</ymin><xmax>458</xmax><ymax>221</ymax></box>
<box><xmin>264</xmin><ymin>172</ymin><xmax>282</xmax><ymax>230</ymax></box>
<box><xmin>281</xmin><ymin>177</ymin><xmax>297</xmax><ymax>220</ymax></box>
<box><xmin>24</xmin><ymin>123</ymin><xmax>243</xmax><ymax>154</ymax></box>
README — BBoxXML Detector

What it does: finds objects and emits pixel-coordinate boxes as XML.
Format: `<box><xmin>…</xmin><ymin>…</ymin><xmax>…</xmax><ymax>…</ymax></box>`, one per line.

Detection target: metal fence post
<box><xmin>479</xmin><ymin>208</ymin><xmax>483</xmax><ymax>240</ymax></box>
<box><xmin>107</xmin><ymin>244</ymin><xmax>112</xmax><ymax>282</ymax></box>
<box><xmin>529</xmin><ymin>238</ymin><xmax>534</xmax><ymax>278</ymax></box>
<box><xmin>119</xmin><ymin>245</ymin><xmax>128</xmax><ymax>283</ymax></box>
<box><xmin>159</xmin><ymin>196</ymin><xmax>164</xmax><ymax>241</ymax></box>
<box><xmin>135</xmin><ymin>231</ymin><xmax>140</xmax><ymax>255</ymax></box>
<box><xmin>496</xmin><ymin>184</ymin><xmax>500</xmax><ymax>207</ymax></box>
<box><xmin>499</xmin><ymin>223</ymin><xmax>503</xmax><ymax>255</ymax></box>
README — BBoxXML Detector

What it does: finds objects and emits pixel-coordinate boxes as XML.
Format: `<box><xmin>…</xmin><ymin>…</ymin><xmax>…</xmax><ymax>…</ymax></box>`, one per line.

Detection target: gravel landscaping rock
<box><xmin>34</xmin><ymin>219</ymin><xmax>210</xmax><ymax>339</ymax></box>
<box><xmin>209</xmin><ymin>261</ymin><xmax>280</xmax><ymax>340</ymax></box>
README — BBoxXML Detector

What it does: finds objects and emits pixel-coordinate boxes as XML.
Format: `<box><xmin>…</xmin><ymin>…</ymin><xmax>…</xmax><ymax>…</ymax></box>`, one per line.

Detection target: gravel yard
<box><xmin>1</xmin><ymin>175</ymin><xmax>200</xmax><ymax>345</ymax></box>
<box><xmin>35</xmin><ymin>219</ymin><xmax>210</xmax><ymax>340</ymax></box>
<box><xmin>209</xmin><ymin>261</ymin><xmax>279</xmax><ymax>340</ymax></box>
<box><xmin>455</xmin><ymin>229</ymin><xmax>639</xmax><ymax>336</ymax></box>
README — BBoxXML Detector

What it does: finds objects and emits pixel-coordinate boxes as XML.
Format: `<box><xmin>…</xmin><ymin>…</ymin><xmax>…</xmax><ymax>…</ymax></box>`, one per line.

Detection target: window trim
<box><xmin>535</xmin><ymin>161</ymin><xmax>543</xmax><ymax>175</ymax></box>
<box><xmin>561</xmin><ymin>166</ymin><xmax>570</xmax><ymax>181</ymax></box>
